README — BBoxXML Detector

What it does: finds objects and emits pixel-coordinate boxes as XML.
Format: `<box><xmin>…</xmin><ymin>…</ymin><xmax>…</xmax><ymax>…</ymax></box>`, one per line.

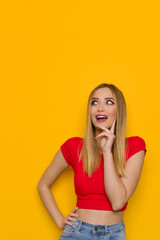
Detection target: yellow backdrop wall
<box><xmin>0</xmin><ymin>1</ymin><xmax>160</xmax><ymax>239</ymax></box>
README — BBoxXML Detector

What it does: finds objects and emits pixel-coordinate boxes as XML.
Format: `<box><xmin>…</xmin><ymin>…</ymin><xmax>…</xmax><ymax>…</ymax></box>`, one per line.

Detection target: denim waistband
<box><xmin>71</xmin><ymin>216</ymin><xmax>125</xmax><ymax>234</ymax></box>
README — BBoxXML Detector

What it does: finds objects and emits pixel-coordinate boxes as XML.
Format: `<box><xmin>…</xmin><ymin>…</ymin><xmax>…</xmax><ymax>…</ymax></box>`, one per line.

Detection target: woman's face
<box><xmin>90</xmin><ymin>87</ymin><xmax>117</xmax><ymax>134</ymax></box>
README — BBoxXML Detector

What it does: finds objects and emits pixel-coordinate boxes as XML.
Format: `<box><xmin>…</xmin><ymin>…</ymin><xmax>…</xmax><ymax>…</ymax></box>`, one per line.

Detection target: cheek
<box><xmin>108</xmin><ymin>107</ymin><xmax>117</xmax><ymax>116</ymax></box>
<box><xmin>90</xmin><ymin>107</ymin><xmax>94</xmax><ymax>116</ymax></box>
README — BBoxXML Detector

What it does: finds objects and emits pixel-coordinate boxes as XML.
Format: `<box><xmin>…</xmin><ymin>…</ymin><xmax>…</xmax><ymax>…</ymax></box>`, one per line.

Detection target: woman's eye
<box><xmin>107</xmin><ymin>100</ymin><xmax>114</xmax><ymax>104</ymax></box>
<box><xmin>91</xmin><ymin>100</ymin><xmax>114</xmax><ymax>105</ymax></box>
<box><xmin>91</xmin><ymin>100</ymin><xmax>97</xmax><ymax>105</ymax></box>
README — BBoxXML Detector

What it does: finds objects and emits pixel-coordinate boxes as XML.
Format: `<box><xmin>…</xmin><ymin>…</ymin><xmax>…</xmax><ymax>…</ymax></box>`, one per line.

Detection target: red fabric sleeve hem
<box><xmin>60</xmin><ymin>145</ymin><xmax>71</xmax><ymax>165</ymax></box>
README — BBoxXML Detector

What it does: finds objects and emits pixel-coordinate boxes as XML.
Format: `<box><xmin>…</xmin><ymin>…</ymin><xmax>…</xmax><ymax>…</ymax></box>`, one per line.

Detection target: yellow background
<box><xmin>0</xmin><ymin>1</ymin><xmax>160</xmax><ymax>239</ymax></box>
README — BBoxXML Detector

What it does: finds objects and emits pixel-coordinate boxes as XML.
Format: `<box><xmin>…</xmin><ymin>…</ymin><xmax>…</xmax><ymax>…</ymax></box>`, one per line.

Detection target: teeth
<box><xmin>97</xmin><ymin>116</ymin><xmax>108</xmax><ymax>119</ymax></box>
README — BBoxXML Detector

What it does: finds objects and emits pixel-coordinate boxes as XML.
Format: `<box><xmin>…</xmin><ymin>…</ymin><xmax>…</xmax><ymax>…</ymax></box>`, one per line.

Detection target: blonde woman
<box><xmin>37</xmin><ymin>83</ymin><xmax>147</xmax><ymax>240</ymax></box>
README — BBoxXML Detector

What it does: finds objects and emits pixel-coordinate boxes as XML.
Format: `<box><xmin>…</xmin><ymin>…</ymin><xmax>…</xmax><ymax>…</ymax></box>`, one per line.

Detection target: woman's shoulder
<box><xmin>60</xmin><ymin>137</ymin><xmax>83</xmax><ymax>166</ymax></box>
<box><xmin>63</xmin><ymin>136</ymin><xmax>83</xmax><ymax>142</ymax></box>
<box><xmin>60</xmin><ymin>136</ymin><xmax>83</xmax><ymax>147</ymax></box>
<box><xmin>126</xmin><ymin>136</ymin><xmax>146</xmax><ymax>144</ymax></box>
<box><xmin>125</xmin><ymin>136</ymin><xmax>147</xmax><ymax>159</ymax></box>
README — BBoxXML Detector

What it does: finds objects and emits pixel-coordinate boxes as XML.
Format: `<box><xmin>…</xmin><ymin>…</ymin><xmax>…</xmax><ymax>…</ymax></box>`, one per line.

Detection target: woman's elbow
<box><xmin>112</xmin><ymin>200</ymin><xmax>127</xmax><ymax>211</ymax></box>
<box><xmin>37</xmin><ymin>180</ymin><xmax>48</xmax><ymax>192</ymax></box>
<box><xmin>111</xmin><ymin>197</ymin><xmax>127</xmax><ymax>211</ymax></box>
<box><xmin>37</xmin><ymin>181</ymin><xmax>42</xmax><ymax>193</ymax></box>
<box><xmin>112</xmin><ymin>204</ymin><xmax>122</xmax><ymax>211</ymax></box>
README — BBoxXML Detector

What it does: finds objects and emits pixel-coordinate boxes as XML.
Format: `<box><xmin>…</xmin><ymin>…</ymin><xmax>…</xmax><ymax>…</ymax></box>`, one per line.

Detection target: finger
<box><xmin>69</xmin><ymin>212</ymin><xmax>79</xmax><ymax>217</ymax></box>
<box><xmin>65</xmin><ymin>220</ymin><xmax>73</xmax><ymax>226</ymax></box>
<box><xmin>95</xmin><ymin>132</ymin><xmax>111</xmax><ymax>139</ymax></box>
<box><xmin>96</xmin><ymin>125</ymin><xmax>110</xmax><ymax>132</ymax></box>
<box><xmin>110</xmin><ymin>120</ymin><xmax>116</xmax><ymax>134</ymax></box>
<box><xmin>71</xmin><ymin>207</ymin><xmax>78</xmax><ymax>212</ymax></box>
<box><xmin>67</xmin><ymin>216</ymin><xmax>77</xmax><ymax>222</ymax></box>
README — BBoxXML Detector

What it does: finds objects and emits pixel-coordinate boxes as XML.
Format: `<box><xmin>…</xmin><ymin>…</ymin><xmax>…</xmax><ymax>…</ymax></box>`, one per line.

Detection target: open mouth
<box><xmin>96</xmin><ymin>116</ymin><xmax>108</xmax><ymax>120</ymax></box>
<box><xmin>96</xmin><ymin>115</ymin><xmax>108</xmax><ymax>122</ymax></box>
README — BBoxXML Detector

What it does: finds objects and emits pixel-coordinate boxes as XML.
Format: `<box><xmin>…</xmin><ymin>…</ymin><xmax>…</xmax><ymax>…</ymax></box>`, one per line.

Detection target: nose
<box><xmin>97</xmin><ymin>103</ymin><xmax>105</xmax><ymax>111</ymax></box>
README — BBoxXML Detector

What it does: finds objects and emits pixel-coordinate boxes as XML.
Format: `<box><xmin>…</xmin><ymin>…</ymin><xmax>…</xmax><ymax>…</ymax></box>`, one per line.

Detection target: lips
<box><xmin>95</xmin><ymin>114</ymin><xmax>108</xmax><ymax>123</ymax></box>
<box><xmin>96</xmin><ymin>114</ymin><xmax>108</xmax><ymax>119</ymax></box>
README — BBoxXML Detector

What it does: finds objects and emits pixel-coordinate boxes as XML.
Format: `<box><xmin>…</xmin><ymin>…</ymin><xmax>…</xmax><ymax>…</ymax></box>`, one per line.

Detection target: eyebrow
<box><xmin>91</xmin><ymin>97</ymin><xmax>115</xmax><ymax>101</ymax></box>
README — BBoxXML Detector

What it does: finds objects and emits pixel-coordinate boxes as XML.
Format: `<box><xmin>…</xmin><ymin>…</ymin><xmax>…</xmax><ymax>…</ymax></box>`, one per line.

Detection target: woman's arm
<box><xmin>103</xmin><ymin>150</ymin><xmax>145</xmax><ymax>211</ymax></box>
<box><xmin>37</xmin><ymin>149</ymin><xmax>69</xmax><ymax>229</ymax></box>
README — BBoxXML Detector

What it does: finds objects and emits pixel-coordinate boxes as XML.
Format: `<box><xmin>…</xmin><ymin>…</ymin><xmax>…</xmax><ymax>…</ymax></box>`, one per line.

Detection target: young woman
<box><xmin>37</xmin><ymin>83</ymin><xmax>147</xmax><ymax>240</ymax></box>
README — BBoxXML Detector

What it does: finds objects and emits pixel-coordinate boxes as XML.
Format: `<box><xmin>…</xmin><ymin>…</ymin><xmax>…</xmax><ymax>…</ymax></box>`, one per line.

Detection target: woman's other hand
<box><xmin>59</xmin><ymin>207</ymin><xmax>79</xmax><ymax>229</ymax></box>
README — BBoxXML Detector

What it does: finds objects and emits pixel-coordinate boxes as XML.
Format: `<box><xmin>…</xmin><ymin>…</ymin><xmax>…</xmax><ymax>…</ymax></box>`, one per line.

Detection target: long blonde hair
<box><xmin>78</xmin><ymin>83</ymin><xmax>128</xmax><ymax>178</ymax></box>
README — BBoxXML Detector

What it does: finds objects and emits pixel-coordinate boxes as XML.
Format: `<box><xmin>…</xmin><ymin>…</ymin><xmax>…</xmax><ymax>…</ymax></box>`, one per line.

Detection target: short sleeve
<box><xmin>60</xmin><ymin>137</ymin><xmax>75</xmax><ymax>166</ymax></box>
<box><xmin>126</xmin><ymin>136</ymin><xmax>147</xmax><ymax>160</ymax></box>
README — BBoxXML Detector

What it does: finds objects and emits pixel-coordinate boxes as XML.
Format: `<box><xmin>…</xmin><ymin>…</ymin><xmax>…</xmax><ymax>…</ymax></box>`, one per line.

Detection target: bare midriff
<box><xmin>76</xmin><ymin>208</ymin><xmax>125</xmax><ymax>225</ymax></box>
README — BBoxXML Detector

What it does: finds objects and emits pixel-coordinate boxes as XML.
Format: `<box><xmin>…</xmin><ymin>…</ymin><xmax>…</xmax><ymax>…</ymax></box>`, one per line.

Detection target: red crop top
<box><xmin>60</xmin><ymin>136</ymin><xmax>147</xmax><ymax>211</ymax></box>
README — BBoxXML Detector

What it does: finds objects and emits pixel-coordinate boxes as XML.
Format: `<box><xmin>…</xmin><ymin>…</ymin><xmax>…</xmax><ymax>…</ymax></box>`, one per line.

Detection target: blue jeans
<box><xmin>59</xmin><ymin>216</ymin><xmax>126</xmax><ymax>240</ymax></box>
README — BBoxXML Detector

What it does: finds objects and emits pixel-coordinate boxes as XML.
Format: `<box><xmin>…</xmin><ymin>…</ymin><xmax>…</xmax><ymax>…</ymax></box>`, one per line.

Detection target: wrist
<box><xmin>56</xmin><ymin>215</ymin><xmax>65</xmax><ymax>229</ymax></box>
<box><xmin>103</xmin><ymin>150</ymin><xmax>113</xmax><ymax>157</ymax></box>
